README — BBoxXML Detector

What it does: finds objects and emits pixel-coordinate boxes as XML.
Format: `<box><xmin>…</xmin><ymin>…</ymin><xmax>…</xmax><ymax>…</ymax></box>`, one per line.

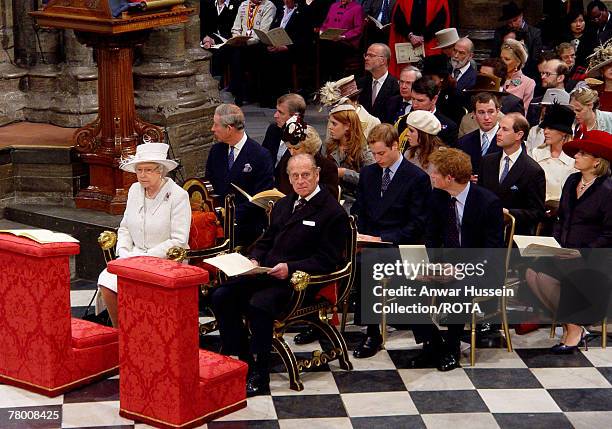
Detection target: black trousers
<box><xmin>411</xmin><ymin>323</ymin><xmax>465</xmax><ymax>355</ymax></box>
<box><xmin>210</xmin><ymin>275</ymin><xmax>292</xmax><ymax>356</ymax></box>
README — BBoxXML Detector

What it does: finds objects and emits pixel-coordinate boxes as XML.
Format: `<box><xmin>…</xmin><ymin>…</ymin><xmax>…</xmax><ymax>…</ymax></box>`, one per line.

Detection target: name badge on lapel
<box><xmin>303</xmin><ymin>220</ymin><xmax>315</xmax><ymax>226</ymax></box>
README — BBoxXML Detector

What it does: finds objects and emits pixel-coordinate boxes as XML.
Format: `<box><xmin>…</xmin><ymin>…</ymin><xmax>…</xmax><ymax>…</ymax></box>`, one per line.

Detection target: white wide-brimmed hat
<box><xmin>120</xmin><ymin>143</ymin><xmax>178</xmax><ymax>173</ymax></box>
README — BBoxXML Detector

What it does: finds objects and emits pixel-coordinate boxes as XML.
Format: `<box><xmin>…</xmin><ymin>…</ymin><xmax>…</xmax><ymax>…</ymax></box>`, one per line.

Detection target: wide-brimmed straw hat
<box><xmin>563</xmin><ymin>130</ymin><xmax>612</xmax><ymax>162</ymax></box>
<box><xmin>120</xmin><ymin>143</ymin><xmax>178</xmax><ymax>173</ymax></box>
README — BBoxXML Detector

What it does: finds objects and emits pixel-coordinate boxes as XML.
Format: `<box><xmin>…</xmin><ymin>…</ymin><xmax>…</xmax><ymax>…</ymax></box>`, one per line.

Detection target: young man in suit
<box><xmin>456</xmin><ymin>92</ymin><xmax>502</xmax><ymax>175</ymax></box>
<box><xmin>407</xmin><ymin>77</ymin><xmax>458</xmax><ymax>147</ymax></box>
<box><xmin>350</xmin><ymin>123</ymin><xmax>432</xmax><ymax>358</ymax></box>
<box><xmin>479</xmin><ymin>113</ymin><xmax>546</xmax><ymax>235</ymax></box>
<box><xmin>262</xmin><ymin>93</ymin><xmax>306</xmax><ymax>171</ymax></box>
<box><xmin>409</xmin><ymin>148</ymin><xmax>505</xmax><ymax>371</ymax></box>
<box><xmin>205</xmin><ymin>104</ymin><xmax>274</xmax><ymax>246</ymax></box>
<box><xmin>210</xmin><ymin>153</ymin><xmax>349</xmax><ymax>396</ymax></box>
<box><xmin>358</xmin><ymin>43</ymin><xmax>400</xmax><ymax>124</ymax></box>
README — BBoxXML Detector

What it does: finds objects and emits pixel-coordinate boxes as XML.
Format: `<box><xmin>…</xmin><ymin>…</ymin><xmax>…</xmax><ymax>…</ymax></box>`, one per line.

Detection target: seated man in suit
<box><xmin>262</xmin><ymin>93</ymin><xmax>306</xmax><ymax>172</ymax></box>
<box><xmin>205</xmin><ymin>104</ymin><xmax>274</xmax><ymax>246</ymax></box>
<box><xmin>400</xmin><ymin>77</ymin><xmax>458</xmax><ymax>147</ymax></box>
<box><xmin>351</xmin><ymin>123</ymin><xmax>432</xmax><ymax>358</ymax></box>
<box><xmin>409</xmin><ymin>148</ymin><xmax>505</xmax><ymax>371</ymax></box>
<box><xmin>479</xmin><ymin>113</ymin><xmax>546</xmax><ymax>235</ymax></box>
<box><xmin>358</xmin><ymin>43</ymin><xmax>400</xmax><ymax>124</ymax></box>
<box><xmin>387</xmin><ymin>65</ymin><xmax>422</xmax><ymax>124</ymax></box>
<box><xmin>456</xmin><ymin>92</ymin><xmax>502</xmax><ymax>176</ymax></box>
<box><xmin>451</xmin><ymin>37</ymin><xmax>477</xmax><ymax>93</ymax></box>
<box><xmin>210</xmin><ymin>153</ymin><xmax>349</xmax><ymax>396</ymax></box>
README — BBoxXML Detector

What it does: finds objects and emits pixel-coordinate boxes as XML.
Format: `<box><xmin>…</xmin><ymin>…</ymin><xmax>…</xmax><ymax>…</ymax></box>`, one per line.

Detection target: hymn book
<box><xmin>319</xmin><ymin>28</ymin><xmax>345</xmax><ymax>40</ymax></box>
<box><xmin>208</xmin><ymin>33</ymin><xmax>251</xmax><ymax>49</ymax></box>
<box><xmin>513</xmin><ymin>235</ymin><xmax>581</xmax><ymax>258</ymax></box>
<box><xmin>231</xmin><ymin>184</ymin><xmax>285</xmax><ymax>209</ymax></box>
<box><xmin>394</xmin><ymin>42</ymin><xmax>425</xmax><ymax>64</ymax></box>
<box><xmin>367</xmin><ymin>16</ymin><xmax>391</xmax><ymax>30</ymax></box>
<box><xmin>253</xmin><ymin>28</ymin><xmax>293</xmax><ymax>47</ymax></box>
<box><xmin>201</xmin><ymin>252</ymin><xmax>271</xmax><ymax>277</ymax></box>
<box><xmin>0</xmin><ymin>229</ymin><xmax>79</xmax><ymax>244</ymax></box>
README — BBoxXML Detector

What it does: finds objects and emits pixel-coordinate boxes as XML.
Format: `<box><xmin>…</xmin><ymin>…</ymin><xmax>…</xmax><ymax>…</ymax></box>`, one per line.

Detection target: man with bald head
<box><xmin>358</xmin><ymin>43</ymin><xmax>400</xmax><ymax>124</ymax></box>
<box><xmin>451</xmin><ymin>37</ymin><xmax>477</xmax><ymax>92</ymax></box>
<box><xmin>526</xmin><ymin>59</ymin><xmax>568</xmax><ymax>126</ymax></box>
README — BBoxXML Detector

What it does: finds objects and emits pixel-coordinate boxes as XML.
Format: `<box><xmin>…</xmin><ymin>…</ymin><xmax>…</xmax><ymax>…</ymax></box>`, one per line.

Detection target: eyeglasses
<box><xmin>363</xmin><ymin>53</ymin><xmax>384</xmax><ymax>59</ymax></box>
<box><xmin>540</xmin><ymin>72</ymin><xmax>558</xmax><ymax>77</ymax></box>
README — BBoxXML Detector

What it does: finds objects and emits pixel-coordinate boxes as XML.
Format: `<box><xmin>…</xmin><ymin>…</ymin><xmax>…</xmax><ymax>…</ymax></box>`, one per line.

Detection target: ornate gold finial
<box><xmin>98</xmin><ymin>231</ymin><xmax>117</xmax><ymax>250</ymax></box>
<box><xmin>291</xmin><ymin>271</ymin><xmax>311</xmax><ymax>291</ymax></box>
<box><xmin>166</xmin><ymin>246</ymin><xmax>187</xmax><ymax>262</ymax></box>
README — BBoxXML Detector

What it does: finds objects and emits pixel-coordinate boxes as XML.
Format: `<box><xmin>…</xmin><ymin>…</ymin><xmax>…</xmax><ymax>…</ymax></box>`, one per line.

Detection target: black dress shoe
<box><xmin>246</xmin><ymin>372</ymin><xmax>270</xmax><ymax>397</ymax></box>
<box><xmin>353</xmin><ymin>335</ymin><xmax>383</xmax><ymax>359</ymax></box>
<box><xmin>294</xmin><ymin>328</ymin><xmax>320</xmax><ymax>345</ymax></box>
<box><xmin>437</xmin><ymin>351</ymin><xmax>461</xmax><ymax>372</ymax></box>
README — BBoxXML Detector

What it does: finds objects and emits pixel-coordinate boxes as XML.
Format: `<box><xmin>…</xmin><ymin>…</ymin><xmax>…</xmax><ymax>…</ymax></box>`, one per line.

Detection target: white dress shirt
<box><xmin>229</xmin><ymin>132</ymin><xmax>248</xmax><ymax>158</ymax></box>
<box><xmin>499</xmin><ymin>146</ymin><xmax>522</xmax><ymax>182</ymax></box>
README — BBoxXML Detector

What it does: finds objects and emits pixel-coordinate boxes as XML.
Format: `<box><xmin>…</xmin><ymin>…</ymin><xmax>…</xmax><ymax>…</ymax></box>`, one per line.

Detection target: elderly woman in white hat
<box><xmin>500</xmin><ymin>38</ymin><xmax>536</xmax><ymax>112</ymax></box>
<box><xmin>97</xmin><ymin>143</ymin><xmax>191</xmax><ymax>327</ymax></box>
<box><xmin>401</xmin><ymin>110</ymin><xmax>445</xmax><ymax>174</ymax></box>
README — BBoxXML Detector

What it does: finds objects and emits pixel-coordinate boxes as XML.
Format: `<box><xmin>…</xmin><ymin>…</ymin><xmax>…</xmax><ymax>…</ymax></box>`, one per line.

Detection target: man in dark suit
<box><xmin>205</xmin><ymin>104</ymin><xmax>274</xmax><ymax>246</ymax></box>
<box><xmin>587</xmin><ymin>1</ymin><xmax>612</xmax><ymax>45</ymax></box>
<box><xmin>386</xmin><ymin>66</ymin><xmax>422</xmax><ymax>124</ymax></box>
<box><xmin>409</xmin><ymin>148</ymin><xmax>505</xmax><ymax>371</ymax></box>
<box><xmin>261</xmin><ymin>93</ymin><xmax>306</xmax><ymax>173</ymax></box>
<box><xmin>200</xmin><ymin>0</ymin><xmax>242</xmax><ymax>82</ymax></box>
<box><xmin>479</xmin><ymin>113</ymin><xmax>546</xmax><ymax>235</ymax></box>
<box><xmin>258</xmin><ymin>0</ymin><xmax>314</xmax><ymax>107</ymax></box>
<box><xmin>492</xmin><ymin>1</ymin><xmax>543</xmax><ymax>79</ymax></box>
<box><xmin>350</xmin><ymin>123</ymin><xmax>431</xmax><ymax>358</ymax></box>
<box><xmin>210</xmin><ymin>153</ymin><xmax>349</xmax><ymax>396</ymax></box>
<box><xmin>451</xmin><ymin>37</ymin><xmax>478</xmax><ymax>93</ymax></box>
<box><xmin>456</xmin><ymin>92</ymin><xmax>502</xmax><ymax>175</ymax></box>
<box><xmin>361</xmin><ymin>0</ymin><xmax>396</xmax><ymax>43</ymax></box>
<box><xmin>410</xmin><ymin>77</ymin><xmax>458</xmax><ymax>146</ymax></box>
<box><xmin>358</xmin><ymin>43</ymin><xmax>400</xmax><ymax>124</ymax></box>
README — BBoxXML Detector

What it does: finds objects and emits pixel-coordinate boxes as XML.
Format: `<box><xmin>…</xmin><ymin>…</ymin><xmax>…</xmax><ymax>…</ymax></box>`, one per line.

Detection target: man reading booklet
<box><xmin>209</xmin><ymin>153</ymin><xmax>350</xmax><ymax>397</ymax></box>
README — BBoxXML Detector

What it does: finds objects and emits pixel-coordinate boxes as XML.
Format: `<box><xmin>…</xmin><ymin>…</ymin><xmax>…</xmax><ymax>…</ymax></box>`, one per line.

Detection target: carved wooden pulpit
<box><xmin>31</xmin><ymin>1</ymin><xmax>192</xmax><ymax>214</ymax></box>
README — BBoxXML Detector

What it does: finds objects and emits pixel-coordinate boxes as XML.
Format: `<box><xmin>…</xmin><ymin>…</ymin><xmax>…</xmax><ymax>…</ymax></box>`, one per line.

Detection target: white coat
<box><xmin>97</xmin><ymin>177</ymin><xmax>191</xmax><ymax>302</ymax></box>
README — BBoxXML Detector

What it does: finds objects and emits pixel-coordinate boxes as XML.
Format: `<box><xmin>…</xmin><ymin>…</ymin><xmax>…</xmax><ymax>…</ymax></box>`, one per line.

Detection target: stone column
<box><xmin>0</xmin><ymin>0</ymin><xmax>26</xmax><ymax>126</ymax></box>
<box><xmin>13</xmin><ymin>0</ymin><xmax>62</xmax><ymax>123</ymax></box>
<box><xmin>48</xmin><ymin>30</ymin><xmax>98</xmax><ymax>128</ymax></box>
<box><xmin>133</xmin><ymin>3</ymin><xmax>218</xmax><ymax>180</ymax></box>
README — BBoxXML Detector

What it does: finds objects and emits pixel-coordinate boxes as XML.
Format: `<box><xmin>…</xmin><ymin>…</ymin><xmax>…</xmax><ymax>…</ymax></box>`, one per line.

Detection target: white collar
<box><xmin>502</xmin><ymin>145</ymin><xmax>522</xmax><ymax>164</ymax></box>
<box><xmin>454</xmin><ymin>182</ymin><xmax>470</xmax><ymax>206</ymax></box>
<box><xmin>372</xmin><ymin>71</ymin><xmax>388</xmax><ymax>85</ymax></box>
<box><xmin>300</xmin><ymin>185</ymin><xmax>320</xmax><ymax>202</ymax></box>
<box><xmin>230</xmin><ymin>132</ymin><xmax>248</xmax><ymax>153</ymax></box>
<box><xmin>532</xmin><ymin>145</ymin><xmax>574</xmax><ymax>166</ymax></box>
<box><xmin>456</xmin><ymin>61</ymin><xmax>471</xmax><ymax>76</ymax></box>
<box><xmin>480</xmin><ymin>123</ymin><xmax>499</xmax><ymax>141</ymax></box>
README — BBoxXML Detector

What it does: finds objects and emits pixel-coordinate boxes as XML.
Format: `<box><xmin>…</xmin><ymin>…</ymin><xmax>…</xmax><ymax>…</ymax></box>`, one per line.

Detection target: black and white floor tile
<box><xmin>0</xmin><ymin>279</ymin><xmax>611</xmax><ymax>428</ymax></box>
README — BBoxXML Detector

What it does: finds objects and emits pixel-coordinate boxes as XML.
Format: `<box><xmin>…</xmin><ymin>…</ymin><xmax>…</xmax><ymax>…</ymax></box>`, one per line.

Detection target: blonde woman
<box><xmin>500</xmin><ymin>38</ymin><xmax>536</xmax><ymax>112</ymax></box>
<box><xmin>570</xmin><ymin>87</ymin><xmax>612</xmax><ymax>137</ymax></box>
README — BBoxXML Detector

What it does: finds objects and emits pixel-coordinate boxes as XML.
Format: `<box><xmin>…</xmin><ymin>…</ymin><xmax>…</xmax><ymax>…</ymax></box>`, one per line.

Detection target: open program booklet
<box><xmin>513</xmin><ymin>235</ymin><xmax>581</xmax><ymax>258</ymax></box>
<box><xmin>0</xmin><ymin>229</ymin><xmax>79</xmax><ymax>244</ymax></box>
<box><xmin>231</xmin><ymin>184</ymin><xmax>285</xmax><ymax>209</ymax></box>
<box><xmin>201</xmin><ymin>252</ymin><xmax>271</xmax><ymax>277</ymax></box>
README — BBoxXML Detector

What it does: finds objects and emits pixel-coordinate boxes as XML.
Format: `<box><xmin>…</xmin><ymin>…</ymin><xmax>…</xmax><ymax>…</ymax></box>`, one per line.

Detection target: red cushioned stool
<box><xmin>108</xmin><ymin>256</ymin><xmax>247</xmax><ymax>429</ymax></box>
<box><xmin>0</xmin><ymin>234</ymin><xmax>119</xmax><ymax>397</ymax></box>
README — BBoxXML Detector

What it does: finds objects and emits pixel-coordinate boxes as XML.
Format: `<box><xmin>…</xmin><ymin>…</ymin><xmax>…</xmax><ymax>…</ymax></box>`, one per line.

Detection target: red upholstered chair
<box><xmin>108</xmin><ymin>256</ymin><xmax>247</xmax><ymax>429</ymax></box>
<box><xmin>0</xmin><ymin>234</ymin><xmax>119</xmax><ymax>397</ymax></box>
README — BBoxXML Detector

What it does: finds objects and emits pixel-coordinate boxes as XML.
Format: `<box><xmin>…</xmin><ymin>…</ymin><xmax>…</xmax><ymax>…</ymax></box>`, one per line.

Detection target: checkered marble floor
<box><xmin>3</xmin><ymin>279</ymin><xmax>612</xmax><ymax>429</ymax></box>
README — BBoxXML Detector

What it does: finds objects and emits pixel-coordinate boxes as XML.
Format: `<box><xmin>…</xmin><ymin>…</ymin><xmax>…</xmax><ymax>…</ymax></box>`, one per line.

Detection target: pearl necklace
<box><xmin>579</xmin><ymin>177</ymin><xmax>596</xmax><ymax>193</ymax></box>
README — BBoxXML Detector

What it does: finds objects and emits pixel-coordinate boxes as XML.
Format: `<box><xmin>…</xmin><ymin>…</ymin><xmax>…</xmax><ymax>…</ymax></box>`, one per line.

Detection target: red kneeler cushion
<box><xmin>189</xmin><ymin>211</ymin><xmax>224</xmax><ymax>250</ymax></box>
<box><xmin>71</xmin><ymin>318</ymin><xmax>118</xmax><ymax>349</ymax></box>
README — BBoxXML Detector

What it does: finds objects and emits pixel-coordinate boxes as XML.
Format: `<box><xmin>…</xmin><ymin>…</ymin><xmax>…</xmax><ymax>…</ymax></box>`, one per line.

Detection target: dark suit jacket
<box><xmin>270</xmin><ymin>3</ymin><xmax>313</xmax><ymax>50</ymax></box>
<box><xmin>250</xmin><ymin>188</ymin><xmax>349</xmax><ymax>275</ymax></box>
<box><xmin>594</xmin><ymin>17</ymin><xmax>612</xmax><ymax>46</ymax></box>
<box><xmin>554</xmin><ymin>173</ymin><xmax>612</xmax><ymax>249</ymax></box>
<box><xmin>426</xmin><ymin>184</ymin><xmax>504</xmax><ymax>249</ymax></box>
<box><xmin>386</xmin><ymin>95</ymin><xmax>412</xmax><ymax>125</ymax></box>
<box><xmin>455</xmin><ymin>64</ymin><xmax>478</xmax><ymax>92</ymax></box>
<box><xmin>456</xmin><ymin>129</ymin><xmax>501</xmax><ymax>175</ymax></box>
<box><xmin>200</xmin><ymin>0</ymin><xmax>241</xmax><ymax>41</ymax></box>
<box><xmin>262</xmin><ymin>123</ymin><xmax>282</xmax><ymax>161</ymax></box>
<box><xmin>205</xmin><ymin>137</ymin><xmax>274</xmax><ymax>243</ymax></box>
<box><xmin>361</xmin><ymin>0</ymin><xmax>397</xmax><ymax>17</ymax></box>
<box><xmin>479</xmin><ymin>149</ymin><xmax>546</xmax><ymax>235</ymax></box>
<box><xmin>351</xmin><ymin>158</ymin><xmax>431</xmax><ymax>244</ymax></box>
<box><xmin>526</xmin><ymin>96</ymin><xmax>543</xmax><ymax>127</ymax></box>
<box><xmin>435</xmin><ymin>110</ymin><xmax>458</xmax><ymax>147</ymax></box>
<box><xmin>358</xmin><ymin>73</ymin><xmax>401</xmax><ymax>124</ymax></box>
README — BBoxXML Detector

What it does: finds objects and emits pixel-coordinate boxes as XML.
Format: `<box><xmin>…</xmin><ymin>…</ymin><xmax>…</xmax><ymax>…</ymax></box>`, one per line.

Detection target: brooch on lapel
<box><xmin>510</xmin><ymin>185</ymin><xmax>519</xmax><ymax>191</ymax></box>
<box><xmin>510</xmin><ymin>78</ymin><xmax>522</xmax><ymax>86</ymax></box>
<box><xmin>243</xmin><ymin>163</ymin><xmax>252</xmax><ymax>173</ymax></box>
<box><xmin>229</xmin><ymin>4</ymin><xmax>234</xmax><ymax>9</ymax></box>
